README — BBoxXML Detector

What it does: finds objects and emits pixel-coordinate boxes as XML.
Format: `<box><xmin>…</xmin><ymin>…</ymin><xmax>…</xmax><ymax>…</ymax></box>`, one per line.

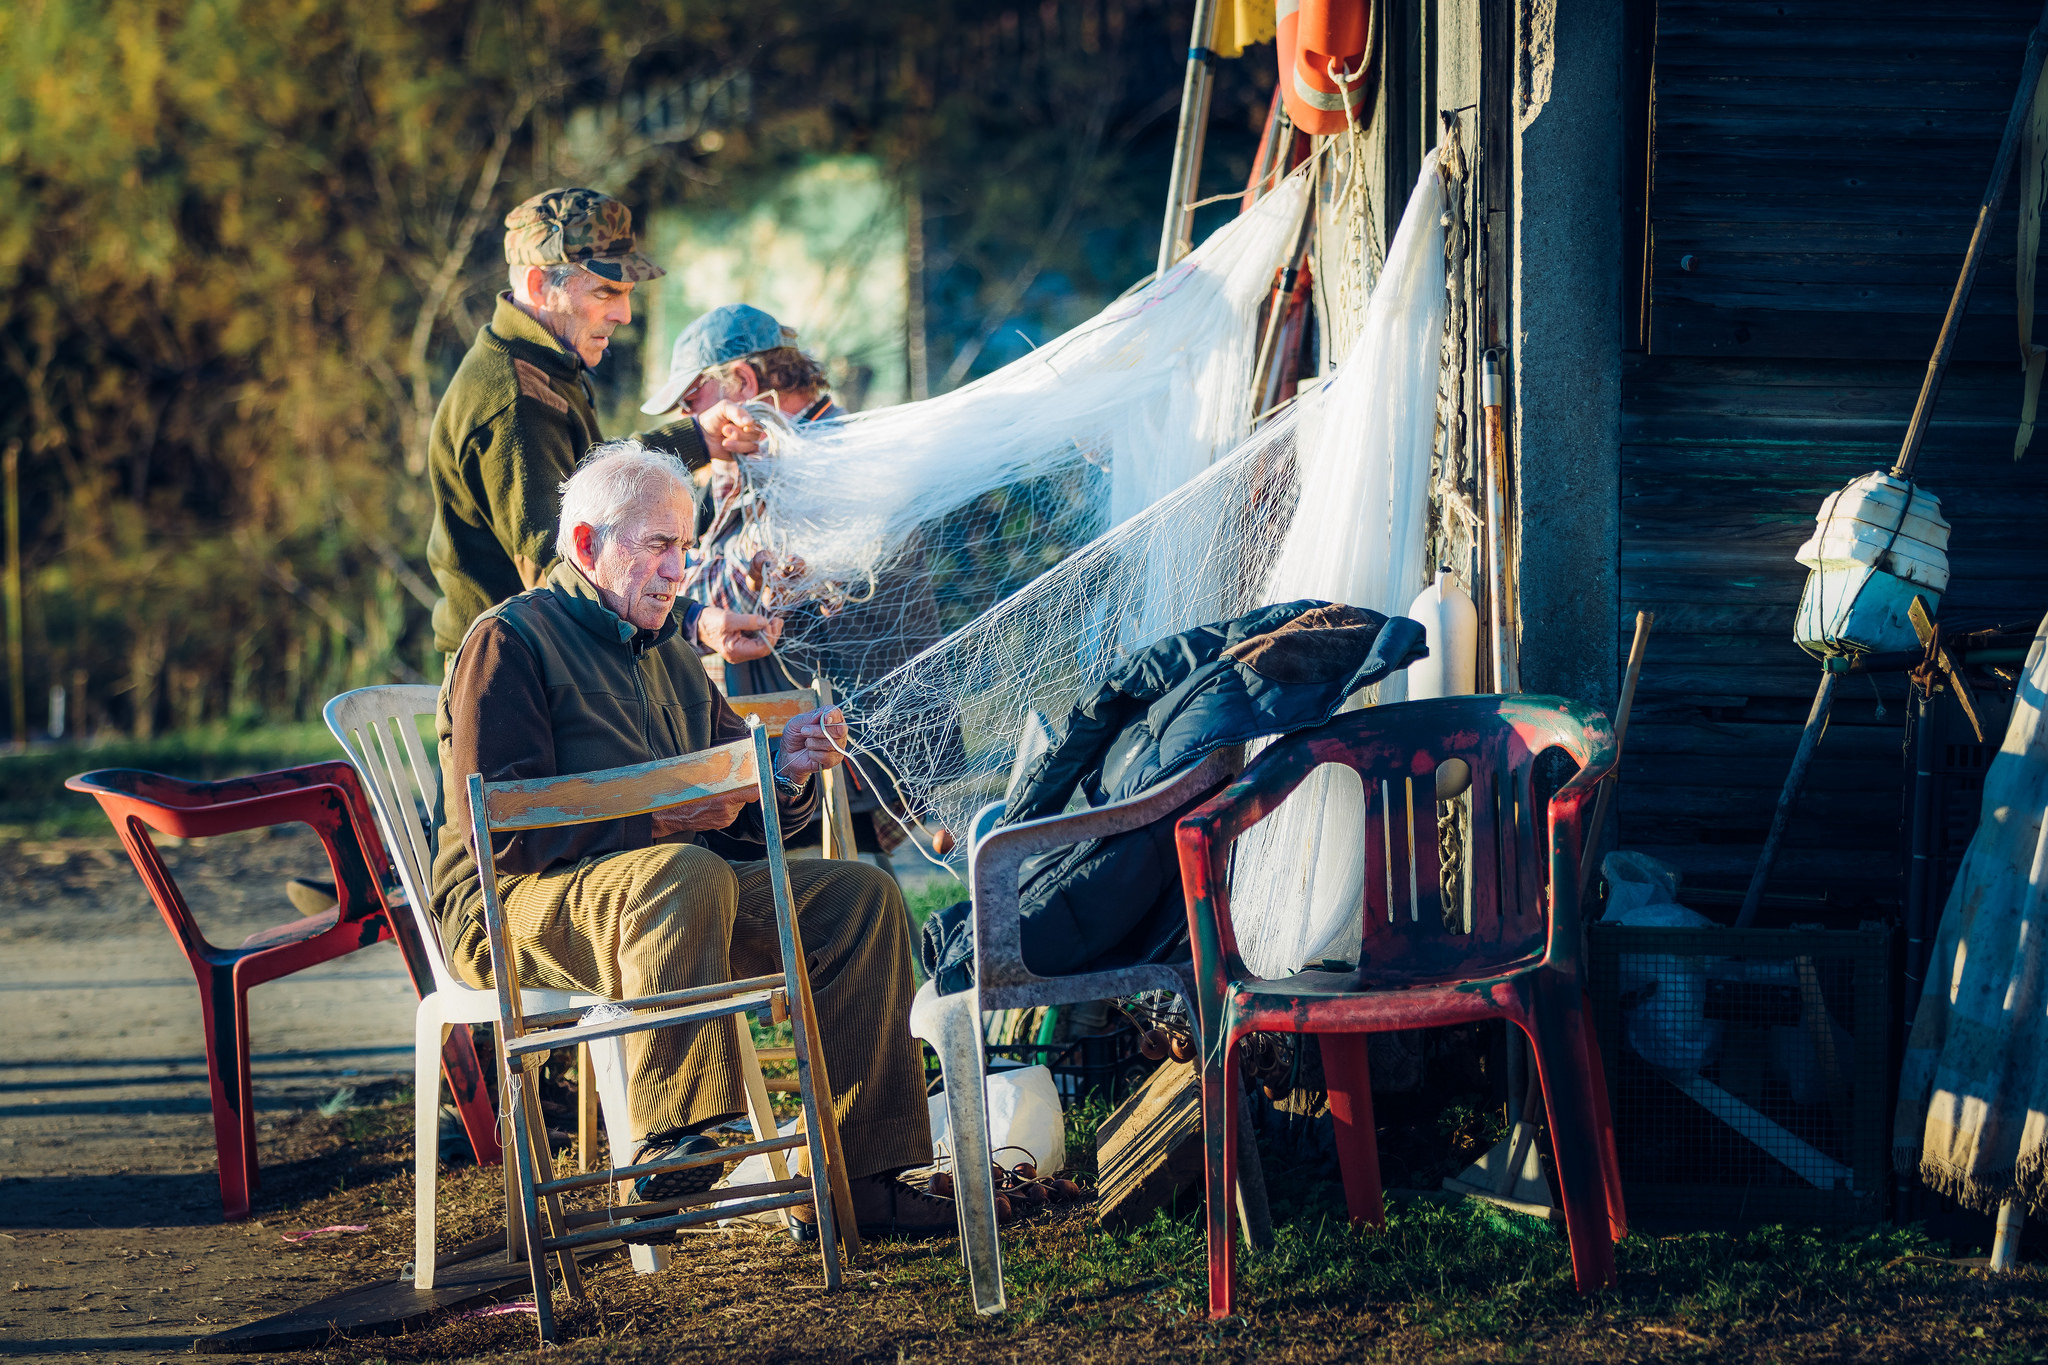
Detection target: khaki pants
<box><xmin>452</xmin><ymin>844</ymin><xmax>930</xmax><ymax>1179</ymax></box>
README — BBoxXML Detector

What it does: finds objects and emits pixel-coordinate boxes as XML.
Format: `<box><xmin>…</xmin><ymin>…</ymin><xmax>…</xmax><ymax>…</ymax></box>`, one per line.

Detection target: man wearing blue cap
<box><xmin>646</xmin><ymin>307</ymin><xmax>947</xmax><ymax>866</ymax></box>
<box><xmin>642</xmin><ymin>303</ymin><xmax>842</xmax><ymax>428</ymax></box>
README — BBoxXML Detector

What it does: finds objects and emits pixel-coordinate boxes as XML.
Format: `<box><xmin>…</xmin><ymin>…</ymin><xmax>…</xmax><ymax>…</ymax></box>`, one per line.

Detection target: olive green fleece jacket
<box><xmin>430</xmin><ymin>560</ymin><xmax>820</xmax><ymax>960</ymax></box>
<box><xmin>425</xmin><ymin>293</ymin><xmax>709</xmax><ymax>654</ymax></box>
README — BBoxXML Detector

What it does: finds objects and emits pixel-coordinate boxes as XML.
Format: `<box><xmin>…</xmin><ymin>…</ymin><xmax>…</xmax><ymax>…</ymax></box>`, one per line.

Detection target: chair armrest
<box><xmin>969</xmin><ymin>748</ymin><xmax>1239</xmax><ymax>1009</ymax></box>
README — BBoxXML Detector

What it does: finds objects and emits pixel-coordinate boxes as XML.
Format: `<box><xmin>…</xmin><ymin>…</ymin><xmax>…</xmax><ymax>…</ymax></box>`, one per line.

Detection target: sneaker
<box><xmin>631</xmin><ymin>1132</ymin><xmax>727</xmax><ymax>1203</ymax></box>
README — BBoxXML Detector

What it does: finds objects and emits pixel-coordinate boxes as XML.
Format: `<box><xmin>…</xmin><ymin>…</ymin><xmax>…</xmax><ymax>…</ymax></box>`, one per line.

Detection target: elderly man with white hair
<box><xmin>430</xmin><ymin>439</ymin><xmax>947</xmax><ymax>1237</ymax></box>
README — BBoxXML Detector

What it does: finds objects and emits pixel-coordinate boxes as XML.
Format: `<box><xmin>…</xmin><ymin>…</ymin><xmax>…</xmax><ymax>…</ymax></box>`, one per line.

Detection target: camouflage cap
<box><xmin>503</xmin><ymin>187</ymin><xmax>665</xmax><ymax>284</ymax></box>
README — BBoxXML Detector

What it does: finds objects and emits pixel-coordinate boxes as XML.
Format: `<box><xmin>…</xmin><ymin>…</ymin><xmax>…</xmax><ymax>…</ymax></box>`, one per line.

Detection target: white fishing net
<box><xmin>844</xmin><ymin>150</ymin><xmax>1446</xmax><ymax>981</ymax></box>
<box><xmin>700</xmin><ymin>150</ymin><xmax>1448</xmax><ymax>980</ymax></box>
<box><xmin>684</xmin><ymin>173</ymin><xmax>1312</xmax><ymax>701</ymax></box>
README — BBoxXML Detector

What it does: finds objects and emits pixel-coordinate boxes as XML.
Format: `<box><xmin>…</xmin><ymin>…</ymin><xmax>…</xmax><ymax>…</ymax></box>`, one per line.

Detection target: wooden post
<box><xmin>4</xmin><ymin>440</ymin><xmax>24</xmax><ymax>752</ymax></box>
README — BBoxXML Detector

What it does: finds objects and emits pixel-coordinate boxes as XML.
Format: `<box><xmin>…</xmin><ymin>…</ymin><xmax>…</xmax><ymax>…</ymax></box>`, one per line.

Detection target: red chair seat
<box><xmin>238</xmin><ymin>910</ymin><xmax>342</xmax><ymax>952</ymax></box>
<box><xmin>1177</xmin><ymin>695</ymin><xmax>1628</xmax><ymax>1318</ymax></box>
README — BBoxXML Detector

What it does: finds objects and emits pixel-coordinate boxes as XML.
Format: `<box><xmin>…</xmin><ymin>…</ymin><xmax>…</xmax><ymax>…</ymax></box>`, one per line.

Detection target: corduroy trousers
<box><xmin>452</xmin><ymin>843</ymin><xmax>930</xmax><ymax>1179</ymax></box>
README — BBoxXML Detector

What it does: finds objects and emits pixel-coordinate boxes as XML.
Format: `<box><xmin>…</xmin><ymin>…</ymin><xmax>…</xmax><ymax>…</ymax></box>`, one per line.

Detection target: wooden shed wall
<box><xmin>1621</xmin><ymin>0</ymin><xmax>2048</xmax><ymax>910</ymax></box>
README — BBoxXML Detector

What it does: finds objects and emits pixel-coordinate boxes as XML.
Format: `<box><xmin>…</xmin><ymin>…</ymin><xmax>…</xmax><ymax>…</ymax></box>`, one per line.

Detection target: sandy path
<box><xmin>0</xmin><ymin>826</ymin><xmax>420</xmax><ymax>1361</ymax></box>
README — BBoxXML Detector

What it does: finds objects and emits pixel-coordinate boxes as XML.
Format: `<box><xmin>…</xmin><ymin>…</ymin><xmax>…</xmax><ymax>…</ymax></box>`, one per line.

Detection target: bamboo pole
<box><xmin>1577</xmin><ymin>612</ymin><xmax>1655</xmax><ymax>906</ymax></box>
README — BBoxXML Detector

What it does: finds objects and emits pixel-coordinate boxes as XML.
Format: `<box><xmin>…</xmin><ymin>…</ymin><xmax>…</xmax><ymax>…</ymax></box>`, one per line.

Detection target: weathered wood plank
<box><xmin>482</xmin><ymin>739</ymin><xmax>758</xmax><ymax>829</ymax></box>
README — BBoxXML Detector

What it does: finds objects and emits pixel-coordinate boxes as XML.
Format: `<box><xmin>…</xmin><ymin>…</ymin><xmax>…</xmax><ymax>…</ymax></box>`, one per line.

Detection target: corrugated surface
<box><xmin>1621</xmin><ymin>1</ymin><xmax>2048</xmax><ymax>908</ymax></box>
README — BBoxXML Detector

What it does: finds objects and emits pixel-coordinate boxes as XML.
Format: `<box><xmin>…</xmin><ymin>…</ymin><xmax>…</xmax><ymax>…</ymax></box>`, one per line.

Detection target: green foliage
<box><xmin>0</xmin><ymin>1</ymin><xmax>1272</xmax><ymax>746</ymax></box>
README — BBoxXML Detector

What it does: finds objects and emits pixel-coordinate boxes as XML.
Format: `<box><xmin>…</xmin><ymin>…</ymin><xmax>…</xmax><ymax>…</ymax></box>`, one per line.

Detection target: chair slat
<box><xmin>483</xmin><ymin>738</ymin><xmax>757</xmax><ymax>829</ymax></box>
<box><xmin>536</xmin><ymin>1131</ymin><xmax>807</xmax><ymax>1196</ymax></box>
<box><xmin>503</xmin><ymin>990</ymin><xmax>773</xmax><ymax>1056</ymax></box>
<box><xmin>539</xmin><ymin>1184</ymin><xmax>814</xmax><ymax>1253</ymax></box>
<box><xmin>519</xmin><ymin>972</ymin><xmax>784</xmax><ymax>1029</ymax></box>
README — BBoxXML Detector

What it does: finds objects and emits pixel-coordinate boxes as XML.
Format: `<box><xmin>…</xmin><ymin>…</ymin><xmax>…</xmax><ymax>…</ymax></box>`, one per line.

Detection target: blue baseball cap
<box><xmin>641</xmin><ymin>303</ymin><xmax>786</xmax><ymax>415</ymax></box>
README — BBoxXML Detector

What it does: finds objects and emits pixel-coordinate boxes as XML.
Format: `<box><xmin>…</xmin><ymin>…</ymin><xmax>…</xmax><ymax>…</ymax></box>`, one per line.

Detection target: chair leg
<box><xmin>909</xmin><ymin>981</ymin><xmax>1005</xmax><ymax>1315</ymax></box>
<box><xmin>439</xmin><ymin>1023</ymin><xmax>501</xmax><ymax>1168</ymax></box>
<box><xmin>1201</xmin><ymin>1025</ymin><xmax>1241</xmax><ymax>1319</ymax></box>
<box><xmin>1525</xmin><ymin>1008</ymin><xmax>1617</xmax><ymax>1294</ymax></box>
<box><xmin>1321</xmin><ymin>1033</ymin><xmax>1385</xmax><ymax>1228</ymax></box>
<box><xmin>575</xmin><ymin>1042</ymin><xmax>598</xmax><ymax>1174</ymax></box>
<box><xmin>414</xmin><ymin>1009</ymin><xmax>447</xmax><ymax>1290</ymax></box>
<box><xmin>1232</xmin><ymin>1087</ymin><xmax>1276</xmax><ymax>1250</ymax></box>
<box><xmin>195</xmin><ymin>965</ymin><xmax>253</xmax><ymax>1221</ymax></box>
<box><xmin>1578</xmin><ymin>993</ymin><xmax>1627</xmax><ymax>1242</ymax></box>
<box><xmin>585</xmin><ymin>1035</ymin><xmax>668</xmax><ymax>1276</ymax></box>
<box><xmin>505</xmin><ymin>1069</ymin><xmax>556</xmax><ymax>1344</ymax></box>
<box><xmin>520</xmin><ymin>1079</ymin><xmax>584</xmax><ymax>1299</ymax></box>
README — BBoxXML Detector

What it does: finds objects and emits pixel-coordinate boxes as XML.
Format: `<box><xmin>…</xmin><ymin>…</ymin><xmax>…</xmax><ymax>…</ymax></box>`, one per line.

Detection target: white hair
<box><xmin>557</xmin><ymin>440</ymin><xmax>696</xmax><ymax>557</ymax></box>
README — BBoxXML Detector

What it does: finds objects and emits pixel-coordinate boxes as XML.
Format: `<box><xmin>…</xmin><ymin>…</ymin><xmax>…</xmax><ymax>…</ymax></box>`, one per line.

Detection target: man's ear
<box><xmin>569</xmin><ymin>522</ymin><xmax>599</xmax><ymax>569</ymax></box>
<box><xmin>733</xmin><ymin>363</ymin><xmax>762</xmax><ymax>401</ymax></box>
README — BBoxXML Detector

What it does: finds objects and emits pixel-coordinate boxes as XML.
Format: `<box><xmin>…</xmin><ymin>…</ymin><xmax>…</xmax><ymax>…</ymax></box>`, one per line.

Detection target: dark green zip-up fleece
<box><xmin>431</xmin><ymin>560</ymin><xmax>819</xmax><ymax>965</ymax></box>
<box><xmin>425</xmin><ymin>293</ymin><xmax>710</xmax><ymax>654</ymax></box>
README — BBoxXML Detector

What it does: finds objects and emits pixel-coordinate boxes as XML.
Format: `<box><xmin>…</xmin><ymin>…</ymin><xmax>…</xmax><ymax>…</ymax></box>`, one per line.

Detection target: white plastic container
<box><xmin>1404</xmin><ymin>568</ymin><xmax>1479</xmax><ymax>698</ymax></box>
<box><xmin>1793</xmin><ymin>472</ymin><xmax>1950</xmax><ymax>658</ymax></box>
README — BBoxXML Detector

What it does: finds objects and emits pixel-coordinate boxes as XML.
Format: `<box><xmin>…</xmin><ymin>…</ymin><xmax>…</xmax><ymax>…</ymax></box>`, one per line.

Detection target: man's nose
<box><xmin>613</xmin><ymin>295</ymin><xmax>632</xmax><ymax>326</ymax></box>
<box><xmin>659</xmin><ymin>546</ymin><xmax>685</xmax><ymax>579</ymax></box>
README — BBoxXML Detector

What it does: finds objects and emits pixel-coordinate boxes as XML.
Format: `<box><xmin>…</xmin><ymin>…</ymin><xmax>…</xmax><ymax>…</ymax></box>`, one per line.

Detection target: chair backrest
<box><xmin>324</xmin><ymin>685</ymin><xmax>455</xmax><ymax>992</ymax></box>
<box><xmin>965</xmin><ymin>745</ymin><xmax>1245</xmax><ymax>1010</ymax></box>
<box><xmin>1179</xmin><ymin>695</ymin><xmax>1614</xmax><ymax>986</ymax></box>
<box><xmin>727</xmin><ymin>678</ymin><xmax>861</xmax><ymax>862</ymax></box>
<box><xmin>469</xmin><ymin>725</ymin><xmax>781</xmax><ymax>1030</ymax></box>
<box><xmin>66</xmin><ymin>762</ymin><xmax>389</xmax><ymax>953</ymax></box>
<box><xmin>725</xmin><ymin>686</ymin><xmax>820</xmax><ymax>737</ymax></box>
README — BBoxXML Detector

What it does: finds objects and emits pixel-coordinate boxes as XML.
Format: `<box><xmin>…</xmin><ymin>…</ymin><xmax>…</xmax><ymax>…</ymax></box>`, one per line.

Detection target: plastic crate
<box><xmin>922</xmin><ymin>1026</ymin><xmax>1154</xmax><ymax>1106</ymax></box>
<box><xmin>1587</xmin><ymin>922</ymin><xmax>1892</xmax><ymax>1227</ymax></box>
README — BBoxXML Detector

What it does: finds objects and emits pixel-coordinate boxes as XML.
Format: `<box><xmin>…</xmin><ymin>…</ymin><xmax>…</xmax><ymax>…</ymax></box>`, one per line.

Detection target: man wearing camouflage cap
<box><xmin>422</xmin><ymin>187</ymin><xmax>781</xmax><ymax>661</ymax></box>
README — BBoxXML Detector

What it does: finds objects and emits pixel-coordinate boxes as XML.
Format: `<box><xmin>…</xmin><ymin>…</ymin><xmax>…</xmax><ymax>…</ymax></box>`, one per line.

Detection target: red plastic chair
<box><xmin>1176</xmin><ymin>695</ymin><xmax>1627</xmax><ymax>1317</ymax></box>
<box><xmin>64</xmin><ymin>762</ymin><xmax>498</xmax><ymax>1220</ymax></box>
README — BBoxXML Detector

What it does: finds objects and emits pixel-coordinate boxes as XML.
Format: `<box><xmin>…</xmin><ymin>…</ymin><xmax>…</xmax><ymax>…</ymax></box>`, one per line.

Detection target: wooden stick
<box><xmin>576</xmin><ymin>1043</ymin><xmax>598</xmax><ymax>1175</ymax></box>
<box><xmin>1577</xmin><ymin>611</ymin><xmax>1655</xmax><ymax>907</ymax></box>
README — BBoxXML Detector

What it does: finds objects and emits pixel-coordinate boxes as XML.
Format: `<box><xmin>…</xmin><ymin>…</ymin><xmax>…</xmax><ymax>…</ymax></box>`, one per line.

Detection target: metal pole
<box><xmin>1893</xmin><ymin>5</ymin><xmax>2048</xmax><ymax>481</ymax></box>
<box><xmin>1156</xmin><ymin>0</ymin><xmax>1222</xmax><ymax>279</ymax></box>
<box><xmin>1736</xmin><ymin>671</ymin><xmax>1839</xmax><ymax>928</ymax></box>
<box><xmin>3</xmin><ymin>441</ymin><xmax>23</xmax><ymax>753</ymax></box>
<box><xmin>1481</xmin><ymin>351</ymin><xmax>1517</xmax><ymax>693</ymax></box>
<box><xmin>1905</xmin><ymin>685</ymin><xmax>1936</xmax><ymax>1029</ymax></box>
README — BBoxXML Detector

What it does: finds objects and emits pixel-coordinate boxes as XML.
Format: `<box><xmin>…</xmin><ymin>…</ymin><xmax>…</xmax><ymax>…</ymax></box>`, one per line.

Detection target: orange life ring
<box><xmin>1277</xmin><ymin>0</ymin><xmax>1375</xmax><ymax>136</ymax></box>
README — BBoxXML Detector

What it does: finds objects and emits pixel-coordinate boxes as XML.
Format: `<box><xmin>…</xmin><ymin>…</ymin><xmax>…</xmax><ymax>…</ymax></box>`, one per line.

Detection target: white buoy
<box><xmin>1793</xmin><ymin>472</ymin><xmax>1950</xmax><ymax>658</ymax></box>
<box><xmin>1404</xmin><ymin>568</ymin><xmax>1479</xmax><ymax>699</ymax></box>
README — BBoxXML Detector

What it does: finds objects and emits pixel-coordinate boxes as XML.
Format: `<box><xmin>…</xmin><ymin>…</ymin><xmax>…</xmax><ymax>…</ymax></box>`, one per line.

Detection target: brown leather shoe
<box><xmin>794</xmin><ymin>1174</ymin><xmax>958</xmax><ymax>1240</ymax></box>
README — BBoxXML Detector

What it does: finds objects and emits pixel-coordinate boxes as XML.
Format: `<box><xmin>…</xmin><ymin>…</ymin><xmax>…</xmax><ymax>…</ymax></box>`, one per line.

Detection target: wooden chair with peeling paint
<box><xmin>468</xmin><ymin>716</ymin><xmax>855</xmax><ymax>1343</ymax></box>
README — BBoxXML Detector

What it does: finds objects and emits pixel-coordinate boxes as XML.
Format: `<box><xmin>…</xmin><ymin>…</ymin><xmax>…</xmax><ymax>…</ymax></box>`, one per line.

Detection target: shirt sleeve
<box><xmin>444</xmin><ymin>618</ymin><xmax>653</xmax><ymax>876</ymax></box>
<box><xmin>473</xmin><ymin>406</ymin><xmax>575</xmax><ymax>579</ymax></box>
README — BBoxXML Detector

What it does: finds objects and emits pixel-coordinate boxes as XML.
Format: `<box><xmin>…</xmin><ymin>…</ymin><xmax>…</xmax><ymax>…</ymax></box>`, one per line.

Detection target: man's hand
<box><xmin>698</xmin><ymin>606</ymin><xmax>783</xmax><ymax>664</ymax></box>
<box><xmin>777</xmin><ymin>706</ymin><xmax>849</xmax><ymax>782</ymax></box>
<box><xmin>651</xmin><ymin>789</ymin><xmax>757</xmax><ymax>837</ymax></box>
<box><xmin>700</xmin><ymin>399</ymin><xmax>765</xmax><ymax>461</ymax></box>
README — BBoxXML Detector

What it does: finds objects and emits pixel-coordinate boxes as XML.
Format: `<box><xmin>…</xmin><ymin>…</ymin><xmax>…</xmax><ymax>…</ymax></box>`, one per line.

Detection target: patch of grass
<box><xmin>275</xmin><ymin>1091</ymin><xmax>2047</xmax><ymax>1364</ymax></box>
<box><xmin>0</xmin><ymin>720</ymin><xmax>344</xmax><ymax>836</ymax></box>
<box><xmin>901</xmin><ymin>876</ymin><xmax>964</xmax><ymax>934</ymax></box>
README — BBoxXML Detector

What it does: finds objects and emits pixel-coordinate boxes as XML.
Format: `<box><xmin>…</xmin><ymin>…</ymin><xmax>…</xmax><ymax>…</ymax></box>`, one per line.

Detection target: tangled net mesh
<box><xmin>689</xmin><ymin>150</ymin><xmax>1449</xmax><ymax>976</ymax></box>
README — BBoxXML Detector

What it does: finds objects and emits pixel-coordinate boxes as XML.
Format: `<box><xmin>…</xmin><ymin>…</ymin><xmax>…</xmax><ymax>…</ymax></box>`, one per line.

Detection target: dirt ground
<box><xmin>6</xmin><ymin>830</ymin><xmax>2048</xmax><ymax>1365</ymax></box>
<box><xmin>0</xmin><ymin>825</ymin><xmax>421</xmax><ymax>1364</ymax></box>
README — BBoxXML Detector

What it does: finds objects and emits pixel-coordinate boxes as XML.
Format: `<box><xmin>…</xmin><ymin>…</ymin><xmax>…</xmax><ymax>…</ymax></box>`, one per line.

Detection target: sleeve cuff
<box><xmin>641</xmin><ymin>417</ymin><xmax>709</xmax><ymax>471</ymax></box>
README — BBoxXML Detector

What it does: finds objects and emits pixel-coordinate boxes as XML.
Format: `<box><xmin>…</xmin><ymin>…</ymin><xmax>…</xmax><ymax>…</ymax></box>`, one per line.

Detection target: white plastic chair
<box><xmin>324</xmin><ymin>686</ymin><xmax>678</xmax><ymax>1287</ymax></box>
<box><xmin>909</xmin><ymin>746</ymin><xmax>1271</xmax><ymax>1315</ymax></box>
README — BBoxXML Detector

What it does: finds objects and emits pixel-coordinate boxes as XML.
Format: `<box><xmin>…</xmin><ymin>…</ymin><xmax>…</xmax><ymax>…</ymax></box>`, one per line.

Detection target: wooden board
<box><xmin>193</xmin><ymin>1243</ymin><xmax>621</xmax><ymax>1354</ymax></box>
<box><xmin>1094</xmin><ymin>1058</ymin><xmax>1204</xmax><ymax>1228</ymax></box>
